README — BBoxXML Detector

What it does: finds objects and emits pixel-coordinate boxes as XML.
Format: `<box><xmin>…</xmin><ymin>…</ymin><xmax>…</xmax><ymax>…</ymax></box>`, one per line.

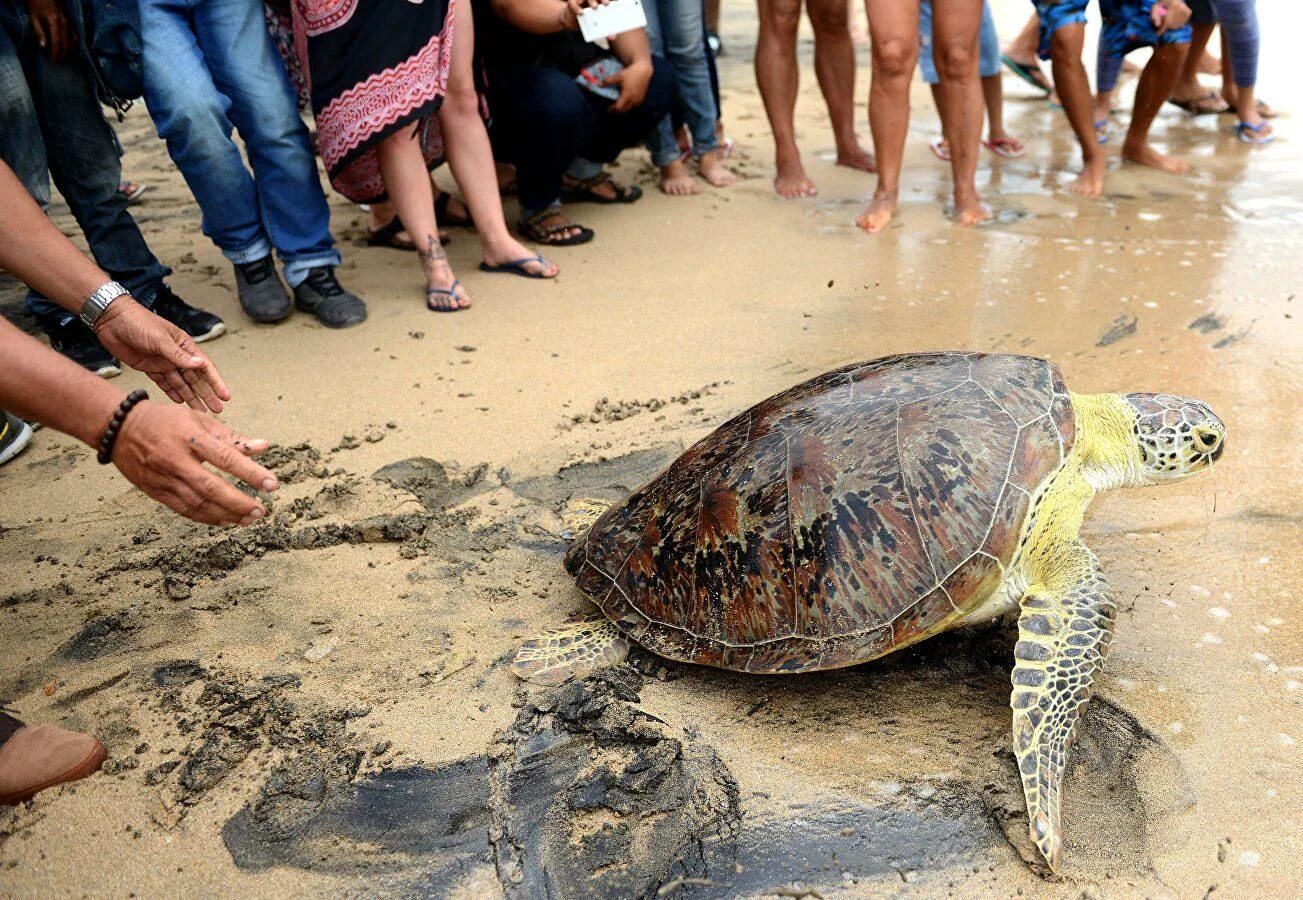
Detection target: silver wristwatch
<box><xmin>79</xmin><ymin>281</ymin><xmax>129</xmax><ymax>329</ymax></box>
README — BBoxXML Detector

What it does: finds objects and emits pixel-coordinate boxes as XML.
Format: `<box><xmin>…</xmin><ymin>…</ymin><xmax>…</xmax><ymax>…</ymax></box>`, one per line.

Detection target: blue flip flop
<box><xmin>426</xmin><ymin>280</ymin><xmax>467</xmax><ymax>313</ymax></box>
<box><xmin>1094</xmin><ymin>119</ymin><xmax>1111</xmax><ymax>145</ymax></box>
<box><xmin>1234</xmin><ymin>121</ymin><xmax>1274</xmax><ymax>145</ymax></box>
<box><xmin>478</xmin><ymin>255</ymin><xmax>556</xmax><ymax>279</ymax></box>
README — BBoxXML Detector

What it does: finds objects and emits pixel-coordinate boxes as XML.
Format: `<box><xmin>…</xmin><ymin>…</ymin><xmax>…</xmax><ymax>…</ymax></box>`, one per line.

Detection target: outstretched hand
<box><xmin>112</xmin><ymin>402</ymin><xmax>277</xmax><ymax>527</ymax></box>
<box><xmin>94</xmin><ymin>298</ymin><xmax>232</xmax><ymax>413</ymax></box>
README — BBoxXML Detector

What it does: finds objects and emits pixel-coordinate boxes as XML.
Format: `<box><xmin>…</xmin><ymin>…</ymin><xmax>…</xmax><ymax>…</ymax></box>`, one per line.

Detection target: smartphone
<box><xmin>577</xmin><ymin>0</ymin><xmax>648</xmax><ymax>43</ymax></box>
<box><xmin>574</xmin><ymin>57</ymin><xmax>624</xmax><ymax>101</ymax></box>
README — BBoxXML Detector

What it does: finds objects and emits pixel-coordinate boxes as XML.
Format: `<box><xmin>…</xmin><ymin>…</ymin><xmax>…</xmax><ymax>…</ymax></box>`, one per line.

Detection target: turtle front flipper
<box><xmin>512</xmin><ymin>616</ymin><xmax>630</xmax><ymax>686</ymax></box>
<box><xmin>1011</xmin><ymin>543</ymin><xmax>1117</xmax><ymax>873</ymax></box>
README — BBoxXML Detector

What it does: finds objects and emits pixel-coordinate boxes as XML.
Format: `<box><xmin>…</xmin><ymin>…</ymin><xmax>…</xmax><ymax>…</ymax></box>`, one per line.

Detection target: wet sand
<box><xmin>1</xmin><ymin>5</ymin><xmax>1300</xmax><ymax>898</ymax></box>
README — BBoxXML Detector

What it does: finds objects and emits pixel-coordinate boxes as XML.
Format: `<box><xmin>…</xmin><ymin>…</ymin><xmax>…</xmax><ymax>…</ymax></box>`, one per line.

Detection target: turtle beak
<box><xmin>1211</xmin><ymin>437</ymin><xmax>1225</xmax><ymax>462</ymax></box>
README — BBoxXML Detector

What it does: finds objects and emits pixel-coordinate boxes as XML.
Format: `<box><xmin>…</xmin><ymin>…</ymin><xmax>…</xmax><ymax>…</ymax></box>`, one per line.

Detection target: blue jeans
<box><xmin>139</xmin><ymin>0</ymin><xmax>338</xmax><ymax>286</ymax></box>
<box><xmin>0</xmin><ymin>7</ymin><xmax>171</xmax><ymax>331</ymax></box>
<box><xmin>488</xmin><ymin>59</ymin><xmax>674</xmax><ymax>213</ymax></box>
<box><xmin>643</xmin><ymin>0</ymin><xmax>719</xmax><ymax>166</ymax></box>
<box><xmin>919</xmin><ymin>0</ymin><xmax>1001</xmax><ymax>85</ymax></box>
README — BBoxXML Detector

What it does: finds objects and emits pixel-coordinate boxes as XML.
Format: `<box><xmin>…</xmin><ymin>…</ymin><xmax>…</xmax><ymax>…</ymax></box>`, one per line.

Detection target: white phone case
<box><xmin>577</xmin><ymin>0</ymin><xmax>649</xmax><ymax>43</ymax></box>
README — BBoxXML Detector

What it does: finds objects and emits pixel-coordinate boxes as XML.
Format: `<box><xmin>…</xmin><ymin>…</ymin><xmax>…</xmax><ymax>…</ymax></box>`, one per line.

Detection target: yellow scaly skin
<box><xmin>1010</xmin><ymin>392</ymin><xmax>1223</xmax><ymax>873</ymax></box>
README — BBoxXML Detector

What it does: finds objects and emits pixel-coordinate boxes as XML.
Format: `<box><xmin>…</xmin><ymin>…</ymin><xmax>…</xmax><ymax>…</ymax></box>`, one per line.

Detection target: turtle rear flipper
<box><xmin>512</xmin><ymin>617</ymin><xmax>629</xmax><ymax>686</ymax></box>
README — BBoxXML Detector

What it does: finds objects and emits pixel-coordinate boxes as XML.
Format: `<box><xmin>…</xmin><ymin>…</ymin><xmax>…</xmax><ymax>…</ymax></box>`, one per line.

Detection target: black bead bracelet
<box><xmin>97</xmin><ymin>389</ymin><xmax>149</xmax><ymax>465</ymax></box>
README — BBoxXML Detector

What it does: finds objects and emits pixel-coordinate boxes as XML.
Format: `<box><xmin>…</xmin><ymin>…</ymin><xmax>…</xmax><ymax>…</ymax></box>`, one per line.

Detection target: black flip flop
<box><xmin>367</xmin><ymin>216</ymin><xmax>449</xmax><ymax>251</ymax></box>
<box><xmin>435</xmin><ymin>191</ymin><xmax>475</xmax><ymax>228</ymax></box>
<box><xmin>479</xmin><ymin>255</ymin><xmax>557</xmax><ymax>279</ymax></box>
<box><xmin>560</xmin><ymin>173</ymin><xmax>643</xmax><ymax>205</ymax></box>
<box><xmin>518</xmin><ymin>209</ymin><xmax>594</xmax><ymax>247</ymax></box>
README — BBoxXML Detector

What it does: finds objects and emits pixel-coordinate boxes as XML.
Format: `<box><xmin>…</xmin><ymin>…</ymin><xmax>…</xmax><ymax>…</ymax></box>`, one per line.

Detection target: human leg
<box><xmin>808</xmin><ymin>0</ymin><xmax>874</xmax><ymax>172</ymax></box>
<box><xmin>438</xmin><ymin>1</ymin><xmax>556</xmax><ymax>276</ymax></box>
<box><xmin>932</xmin><ymin>0</ymin><xmax>989</xmax><ymax>225</ymax></box>
<box><xmin>857</xmin><ymin>0</ymin><xmax>921</xmax><ymax>232</ymax></box>
<box><xmin>756</xmin><ymin>0</ymin><xmax>815</xmax><ymax>196</ymax></box>
<box><xmin>191</xmin><ymin>0</ymin><xmax>339</xmax><ymax>285</ymax></box>
<box><xmin>1122</xmin><ymin>41</ymin><xmax>1192</xmax><ymax>171</ymax></box>
<box><xmin>1034</xmin><ymin>2</ymin><xmax>1104</xmax><ymax>197</ymax></box>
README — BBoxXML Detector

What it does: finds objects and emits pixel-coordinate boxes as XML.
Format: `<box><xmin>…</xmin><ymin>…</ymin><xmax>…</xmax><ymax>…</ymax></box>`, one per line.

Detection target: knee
<box><xmin>515</xmin><ymin>72</ymin><xmax>586</xmax><ymax>133</ymax></box>
<box><xmin>872</xmin><ymin>36</ymin><xmax>918</xmax><ymax>78</ymax></box>
<box><xmin>761</xmin><ymin>1</ymin><xmax>802</xmax><ymax>39</ymax></box>
<box><xmin>441</xmin><ymin>76</ymin><xmax>481</xmax><ymax>121</ymax></box>
<box><xmin>807</xmin><ymin>0</ymin><xmax>849</xmax><ymax>35</ymax></box>
<box><xmin>150</xmin><ymin>91</ymin><xmax>231</xmax><ymax>153</ymax></box>
<box><xmin>935</xmin><ymin>42</ymin><xmax>979</xmax><ymax>81</ymax></box>
<box><xmin>1048</xmin><ymin>24</ymin><xmax>1083</xmax><ymax>60</ymax></box>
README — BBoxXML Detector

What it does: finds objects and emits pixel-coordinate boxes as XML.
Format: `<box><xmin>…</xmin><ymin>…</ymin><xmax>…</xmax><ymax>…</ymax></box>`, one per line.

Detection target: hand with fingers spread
<box><xmin>111</xmin><ymin>402</ymin><xmax>277</xmax><ymax>527</ymax></box>
<box><xmin>93</xmin><ymin>298</ymin><xmax>231</xmax><ymax>413</ymax></box>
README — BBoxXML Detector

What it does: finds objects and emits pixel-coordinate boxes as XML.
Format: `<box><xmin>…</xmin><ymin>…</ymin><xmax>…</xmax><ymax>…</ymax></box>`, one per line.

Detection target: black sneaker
<box><xmin>153</xmin><ymin>285</ymin><xmax>226</xmax><ymax>343</ymax></box>
<box><xmin>47</xmin><ymin>321</ymin><xmax>122</xmax><ymax>378</ymax></box>
<box><xmin>0</xmin><ymin>411</ymin><xmax>33</xmax><ymax>466</ymax></box>
<box><xmin>234</xmin><ymin>257</ymin><xmax>292</xmax><ymax>323</ymax></box>
<box><xmin>293</xmin><ymin>266</ymin><xmax>367</xmax><ymax>329</ymax></box>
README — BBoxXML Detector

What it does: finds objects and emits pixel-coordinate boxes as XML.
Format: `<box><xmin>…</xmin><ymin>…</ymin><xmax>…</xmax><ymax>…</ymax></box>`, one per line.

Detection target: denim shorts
<box><xmin>919</xmin><ymin>0</ymin><xmax>1001</xmax><ymax>84</ymax></box>
<box><xmin>1099</xmin><ymin>0</ymin><xmax>1193</xmax><ymax>57</ymax></box>
<box><xmin>1035</xmin><ymin>0</ymin><xmax>1190</xmax><ymax>59</ymax></box>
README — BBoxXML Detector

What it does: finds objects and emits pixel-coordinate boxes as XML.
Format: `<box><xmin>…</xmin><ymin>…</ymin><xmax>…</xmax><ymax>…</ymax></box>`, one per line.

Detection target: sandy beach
<box><xmin>1</xmin><ymin>3</ymin><xmax>1300</xmax><ymax>897</ymax></box>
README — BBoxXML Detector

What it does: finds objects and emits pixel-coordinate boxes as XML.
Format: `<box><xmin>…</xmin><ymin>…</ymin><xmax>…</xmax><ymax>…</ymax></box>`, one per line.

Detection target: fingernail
<box><xmin>190</xmin><ymin>356</ymin><xmax>203</xmax><ymax>365</ymax></box>
<box><xmin>261</xmin><ymin>478</ymin><xmax>278</xmax><ymax>491</ymax></box>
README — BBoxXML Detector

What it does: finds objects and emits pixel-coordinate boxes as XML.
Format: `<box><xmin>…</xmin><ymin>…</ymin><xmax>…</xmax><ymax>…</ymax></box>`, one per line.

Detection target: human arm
<box><xmin>605</xmin><ymin>28</ymin><xmax>653</xmax><ymax>112</ymax></box>
<box><xmin>490</xmin><ymin>0</ymin><xmax>605</xmax><ymax>34</ymax></box>
<box><xmin>0</xmin><ymin>162</ymin><xmax>230</xmax><ymax>413</ymax></box>
<box><xmin>0</xmin><ymin>318</ymin><xmax>276</xmax><ymax>527</ymax></box>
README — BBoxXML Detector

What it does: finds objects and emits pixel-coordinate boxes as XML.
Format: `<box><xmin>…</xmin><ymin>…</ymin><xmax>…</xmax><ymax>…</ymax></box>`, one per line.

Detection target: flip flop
<box><xmin>1168</xmin><ymin>92</ymin><xmax>1229</xmax><ymax>116</ymax></box>
<box><xmin>983</xmin><ymin>136</ymin><xmax>1027</xmax><ymax>159</ymax></box>
<box><xmin>434</xmin><ymin>191</ymin><xmax>474</xmax><ymax>228</ymax></box>
<box><xmin>1001</xmin><ymin>54</ymin><xmax>1052</xmax><ymax>95</ymax></box>
<box><xmin>560</xmin><ymin>173</ymin><xmax>643</xmax><ymax>205</ymax></box>
<box><xmin>1094</xmin><ymin>119</ymin><xmax>1112</xmax><ymax>145</ymax></box>
<box><xmin>518</xmin><ymin>207</ymin><xmax>595</xmax><ymax>246</ymax></box>
<box><xmin>367</xmin><ymin>216</ymin><xmax>449</xmax><ymax>251</ymax></box>
<box><xmin>1234</xmin><ymin>121</ymin><xmax>1275</xmax><ymax>145</ymax></box>
<box><xmin>118</xmin><ymin>180</ymin><xmax>148</xmax><ymax>203</ymax></box>
<box><xmin>928</xmin><ymin>137</ymin><xmax>952</xmax><ymax>162</ymax></box>
<box><xmin>426</xmin><ymin>280</ymin><xmax>467</xmax><ymax>313</ymax></box>
<box><xmin>479</xmin><ymin>255</ymin><xmax>557</xmax><ymax>279</ymax></box>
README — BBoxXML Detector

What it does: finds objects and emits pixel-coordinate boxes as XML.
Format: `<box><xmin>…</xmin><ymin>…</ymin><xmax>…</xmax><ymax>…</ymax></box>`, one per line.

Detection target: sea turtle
<box><xmin>513</xmin><ymin>351</ymin><xmax>1225</xmax><ymax>872</ymax></box>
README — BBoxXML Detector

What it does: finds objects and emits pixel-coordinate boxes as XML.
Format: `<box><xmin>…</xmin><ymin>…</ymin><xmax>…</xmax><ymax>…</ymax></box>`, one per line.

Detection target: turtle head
<box><xmin>1122</xmin><ymin>393</ymin><xmax>1226</xmax><ymax>484</ymax></box>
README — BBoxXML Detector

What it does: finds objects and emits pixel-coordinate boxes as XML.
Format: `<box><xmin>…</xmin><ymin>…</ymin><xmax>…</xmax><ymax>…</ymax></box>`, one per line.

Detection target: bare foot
<box><xmin>659</xmin><ymin>159</ymin><xmax>700</xmax><ymax>196</ymax></box>
<box><xmin>855</xmin><ymin>191</ymin><xmax>897</xmax><ymax>233</ymax></box>
<box><xmin>419</xmin><ymin>235</ymin><xmax>471</xmax><ymax>312</ymax></box>
<box><xmin>954</xmin><ymin>194</ymin><xmax>993</xmax><ymax>227</ymax></box>
<box><xmin>836</xmin><ymin>143</ymin><xmax>877</xmax><ymax>173</ymax></box>
<box><xmin>1065</xmin><ymin>160</ymin><xmax>1107</xmax><ymax>199</ymax></box>
<box><xmin>774</xmin><ymin>159</ymin><xmax>817</xmax><ymax>198</ymax></box>
<box><xmin>1122</xmin><ymin>141</ymin><xmax>1190</xmax><ymax>174</ymax></box>
<box><xmin>698</xmin><ymin>149</ymin><xmax>738</xmax><ymax>187</ymax></box>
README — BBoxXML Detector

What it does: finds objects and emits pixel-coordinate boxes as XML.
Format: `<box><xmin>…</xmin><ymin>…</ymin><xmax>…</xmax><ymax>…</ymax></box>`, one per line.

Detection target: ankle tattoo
<box><xmin>418</xmin><ymin>234</ymin><xmax>447</xmax><ymax>265</ymax></box>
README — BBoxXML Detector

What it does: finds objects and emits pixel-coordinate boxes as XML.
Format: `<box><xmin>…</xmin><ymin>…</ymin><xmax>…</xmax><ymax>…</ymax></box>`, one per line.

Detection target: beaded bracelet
<box><xmin>97</xmin><ymin>389</ymin><xmax>149</xmax><ymax>465</ymax></box>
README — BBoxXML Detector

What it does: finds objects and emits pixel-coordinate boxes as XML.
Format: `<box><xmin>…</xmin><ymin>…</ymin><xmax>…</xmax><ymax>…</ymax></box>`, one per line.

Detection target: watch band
<box><xmin>79</xmin><ymin>281</ymin><xmax>129</xmax><ymax>329</ymax></box>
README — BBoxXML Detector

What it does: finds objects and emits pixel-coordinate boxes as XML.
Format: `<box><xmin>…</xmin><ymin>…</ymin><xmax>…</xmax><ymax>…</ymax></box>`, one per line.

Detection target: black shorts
<box><xmin>1187</xmin><ymin>0</ymin><xmax>1218</xmax><ymax>26</ymax></box>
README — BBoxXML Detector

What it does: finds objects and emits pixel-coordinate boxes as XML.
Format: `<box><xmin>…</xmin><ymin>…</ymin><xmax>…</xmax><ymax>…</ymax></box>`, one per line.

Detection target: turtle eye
<box><xmin>1192</xmin><ymin>427</ymin><xmax>1222</xmax><ymax>454</ymax></box>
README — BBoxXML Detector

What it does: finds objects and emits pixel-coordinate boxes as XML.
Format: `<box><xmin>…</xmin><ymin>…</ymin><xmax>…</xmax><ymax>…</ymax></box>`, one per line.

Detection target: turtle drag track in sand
<box><xmin>4</xmin><ymin>444</ymin><xmax>1195</xmax><ymax>897</ymax></box>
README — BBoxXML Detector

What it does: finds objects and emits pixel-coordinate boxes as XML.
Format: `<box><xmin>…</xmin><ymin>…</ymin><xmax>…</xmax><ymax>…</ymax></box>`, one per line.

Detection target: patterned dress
<box><xmin>291</xmin><ymin>0</ymin><xmax>456</xmax><ymax>202</ymax></box>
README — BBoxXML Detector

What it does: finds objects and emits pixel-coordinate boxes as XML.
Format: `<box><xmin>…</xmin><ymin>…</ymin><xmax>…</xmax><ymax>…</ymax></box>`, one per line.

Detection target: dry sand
<box><xmin>1</xmin><ymin>4</ymin><xmax>1300</xmax><ymax>898</ymax></box>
